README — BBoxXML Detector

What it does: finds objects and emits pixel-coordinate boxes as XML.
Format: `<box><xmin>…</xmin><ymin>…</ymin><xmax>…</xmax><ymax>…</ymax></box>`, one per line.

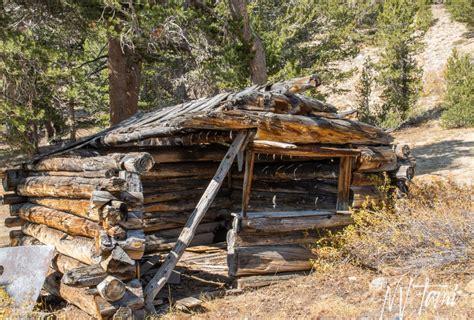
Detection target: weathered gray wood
<box><xmin>235</xmin><ymin>271</ymin><xmax>308</xmax><ymax>289</ymax></box>
<box><xmin>97</xmin><ymin>276</ymin><xmax>126</xmax><ymax>302</ymax></box>
<box><xmin>0</xmin><ymin>193</ymin><xmax>27</xmax><ymax>205</ymax></box>
<box><xmin>17</xmin><ymin>203</ymin><xmax>102</xmax><ymax>238</ymax></box>
<box><xmin>22</xmin><ymin>222</ymin><xmax>101</xmax><ymax>265</ymax></box>
<box><xmin>229</xmin><ymin>245</ymin><xmax>316</xmax><ymax>276</ymax></box>
<box><xmin>143</xmin><ymin>130</ymin><xmax>250</xmax><ymax>310</ymax></box>
<box><xmin>17</xmin><ymin>176</ymin><xmax>128</xmax><ymax>198</ymax></box>
<box><xmin>241</xmin><ymin>151</ymin><xmax>255</xmax><ymax>217</ymax></box>
<box><xmin>241</xmin><ymin>213</ymin><xmax>353</xmax><ymax>233</ymax></box>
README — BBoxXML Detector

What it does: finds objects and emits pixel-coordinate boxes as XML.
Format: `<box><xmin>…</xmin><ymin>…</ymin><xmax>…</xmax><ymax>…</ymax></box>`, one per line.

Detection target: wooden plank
<box><xmin>251</xmin><ymin>140</ymin><xmax>361</xmax><ymax>157</ymax></box>
<box><xmin>241</xmin><ymin>151</ymin><xmax>255</xmax><ymax>217</ymax></box>
<box><xmin>336</xmin><ymin>157</ymin><xmax>352</xmax><ymax>211</ymax></box>
<box><xmin>143</xmin><ymin>130</ymin><xmax>251</xmax><ymax>311</ymax></box>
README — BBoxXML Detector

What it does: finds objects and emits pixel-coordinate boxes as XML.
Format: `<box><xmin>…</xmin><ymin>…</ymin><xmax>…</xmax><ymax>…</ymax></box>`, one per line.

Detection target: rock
<box><xmin>464</xmin><ymin>279</ymin><xmax>474</xmax><ymax>294</ymax></box>
<box><xmin>369</xmin><ymin>277</ymin><xmax>387</xmax><ymax>292</ymax></box>
<box><xmin>348</xmin><ymin>276</ymin><xmax>357</xmax><ymax>281</ymax></box>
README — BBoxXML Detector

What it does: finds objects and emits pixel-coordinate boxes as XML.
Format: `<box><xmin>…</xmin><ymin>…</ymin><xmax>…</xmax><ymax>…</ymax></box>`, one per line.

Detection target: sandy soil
<box><xmin>394</xmin><ymin>120</ymin><xmax>474</xmax><ymax>185</ymax></box>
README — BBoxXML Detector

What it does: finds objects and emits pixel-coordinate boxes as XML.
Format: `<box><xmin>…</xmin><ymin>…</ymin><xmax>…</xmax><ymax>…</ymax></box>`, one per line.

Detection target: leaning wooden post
<box><xmin>143</xmin><ymin>130</ymin><xmax>251</xmax><ymax>311</ymax></box>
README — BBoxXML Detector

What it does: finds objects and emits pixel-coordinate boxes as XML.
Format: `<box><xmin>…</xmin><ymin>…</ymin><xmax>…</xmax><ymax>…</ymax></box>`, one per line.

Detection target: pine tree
<box><xmin>375</xmin><ymin>0</ymin><xmax>426</xmax><ymax>128</ymax></box>
<box><xmin>356</xmin><ymin>58</ymin><xmax>376</xmax><ymax>125</ymax></box>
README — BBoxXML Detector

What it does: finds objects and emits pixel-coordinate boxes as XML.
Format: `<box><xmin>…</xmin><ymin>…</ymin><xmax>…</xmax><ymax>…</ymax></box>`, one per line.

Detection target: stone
<box><xmin>369</xmin><ymin>277</ymin><xmax>388</xmax><ymax>292</ymax></box>
<box><xmin>464</xmin><ymin>279</ymin><xmax>474</xmax><ymax>294</ymax></box>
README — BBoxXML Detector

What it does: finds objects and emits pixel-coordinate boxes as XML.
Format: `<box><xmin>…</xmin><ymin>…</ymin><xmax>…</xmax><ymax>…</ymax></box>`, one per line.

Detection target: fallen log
<box><xmin>22</xmin><ymin>222</ymin><xmax>101</xmax><ymax>265</ymax></box>
<box><xmin>17</xmin><ymin>176</ymin><xmax>128</xmax><ymax>198</ymax></box>
<box><xmin>17</xmin><ymin>203</ymin><xmax>101</xmax><ymax>238</ymax></box>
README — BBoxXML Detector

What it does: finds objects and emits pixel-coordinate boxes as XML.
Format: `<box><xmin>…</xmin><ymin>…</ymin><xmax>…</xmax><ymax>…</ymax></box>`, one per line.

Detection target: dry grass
<box><xmin>338</xmin><ymin>179</ymin><xmax>473</xmax><ymax>275</ymax></box>
<box><xmin>163</xmin><ymin>180</ymin><xmax>474</xmax><ymax>319</ymax></box>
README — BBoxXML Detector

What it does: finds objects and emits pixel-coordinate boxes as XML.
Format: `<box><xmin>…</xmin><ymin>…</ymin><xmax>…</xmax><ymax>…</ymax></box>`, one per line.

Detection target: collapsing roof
<box><xmin>33</xmin><ymin>74</ymin><xmax>392</xmax><ymax>162</ymax></box>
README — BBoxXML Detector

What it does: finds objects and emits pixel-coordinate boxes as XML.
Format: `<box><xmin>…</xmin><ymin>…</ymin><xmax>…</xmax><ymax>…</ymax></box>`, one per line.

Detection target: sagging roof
<box><xmin>31</xmin><ymin>75</ymin><xmax>392</xmax><ymax>162</ymax></box>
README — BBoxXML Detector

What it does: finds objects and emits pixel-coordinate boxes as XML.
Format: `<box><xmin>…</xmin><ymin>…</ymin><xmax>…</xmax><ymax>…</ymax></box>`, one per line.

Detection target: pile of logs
<box><xmin>2</xmin><ymin>153</ymin><xmax>155</xmax><ymax>318</ymax></box>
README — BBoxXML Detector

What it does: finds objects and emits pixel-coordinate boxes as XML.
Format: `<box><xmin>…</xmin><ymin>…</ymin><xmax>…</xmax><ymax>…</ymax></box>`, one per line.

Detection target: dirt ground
<box><xmin>394</xmin><ymin>119</ymin><xmax>474</xmax><ymax>185</ymax></box>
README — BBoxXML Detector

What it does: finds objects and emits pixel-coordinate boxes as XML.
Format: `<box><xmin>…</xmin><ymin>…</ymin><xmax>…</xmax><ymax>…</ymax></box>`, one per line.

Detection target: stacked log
<box><xmin>2</xmin><ymin>153</ymin><xmax>154</xmax><ymax>318</ymax></box>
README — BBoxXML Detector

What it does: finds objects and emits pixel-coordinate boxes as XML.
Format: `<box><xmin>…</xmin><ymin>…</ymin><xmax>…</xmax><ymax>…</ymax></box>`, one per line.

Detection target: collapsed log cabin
<box><xmin>0</xmin><ymin>75</ymin><xmax>415</xmax><ymax>318</ymax></box>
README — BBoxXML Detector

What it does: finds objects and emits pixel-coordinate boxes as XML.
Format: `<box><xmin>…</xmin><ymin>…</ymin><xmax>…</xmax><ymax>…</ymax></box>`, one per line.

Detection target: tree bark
<box><xmin>228</xmin><ymin>0</ymin><xmax>267</xmax><ymax>85</ymax></box>
<box><xmin>108</xmin><ymin>38</ymin><xmax>141</xmax><ymax>126</ymax></box>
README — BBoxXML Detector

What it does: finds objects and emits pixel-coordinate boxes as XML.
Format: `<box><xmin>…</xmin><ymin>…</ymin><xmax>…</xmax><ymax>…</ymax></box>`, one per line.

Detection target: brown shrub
<box><xmin>314</xmin><ymin>180</ymin><xmax>473</xmax><ymax>275</ymax></box>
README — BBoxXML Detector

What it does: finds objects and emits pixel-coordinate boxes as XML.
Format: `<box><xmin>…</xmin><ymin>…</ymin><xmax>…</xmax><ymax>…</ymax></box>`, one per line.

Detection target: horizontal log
<box><xmin>138</xmin><ymin>145</ymin><xmax>227</xmax><ymax>163</ymax></box>
<box><xmin>29</xmin><ymin>197</ymin><xmax>100</xmax><ymax>221</ymax></box>
<box><xmin>179</xmin><ymin>110</ymin><xmax>393</xmax><ymax>145</ymax></box>
<box><xmin>228</xmin><ymin>244</ymin><xmax>316</xmax><ymax>276</ymax></box>
<box><xmin>251</xmin><ymin>141</ymin><xmax>360</xmax><ymax>157</ymax></box>
<box><xmin>17</xmin><ymin>203</ymin><xmax>101</xmax><ymax>238</ymax></box>
<box><xmin>351</xmin><ymin>172</ymin><xmax>386</xmax><ymax>186</ymax></box>
<box><xmin>229</xmin><ymin>228</ymin><xmax>326</xmax><ymax>247</ymax></box>
<box><xmin>231</xmin><ymin>179</ymin><xmax>338</xmax><ymax>194</ymax></box>
<box><xmin>241</xmin><ymin>212</ymin><xmax>353</xmax><ymax>233</ymax></box>
<box><xmin>144</xmin><ymin>197</ymin><xmax>231</xmax><ymax>213</ymax></box>
<box><xmin>28</xmin><ymin>169</ymin><xmax>117</xmax><ymax>178</ymax></box>
<box><xmin>0</xmin><ymin>193</ymin><xmax>27</xmax><ymax>205</ymax></box>
<box><xmin>22</xmin><ymin>222</ymin><xmax>101</xmax><ymax>265</ymax></box>
<box><xmin>145</xmin><ymin>232</ymin><xmax>215</xmax><ymax>253</ymax></box>
<box><xmin>235</xmin><ymin>271</ymin><xmax>308</xmax><ymax>289</ymax></box>
<box><xmin>142</xmin><ymin>162</ymin><xmax>219</xmax><ymax>180</ymax></box>
<box><xmin>9</xmin><ymin>230</ymin><xmax>41</xmax><ymax>247</ymax></box>
<box><xmin>232</xmin><ymin>162</ymin><xmax>339</xmax><ymax>181</ymax></box>
<box><xmin>144</xmin><ymin>189</ymin><xmax>210</xmax><ymax>204</ymax></box>
<box><xmin>143</xmin><ymin>208</ymin><xmax>229</xmax><ymax>223</ymax></box>
<box><xmin>26</xmin><ymin>152</ymin><xmax>154</xmax><ymax>174</ymax></box>
<box><xmin>4</xmin><ymin>216</ymin><xmax>25</xmax><ymax>227</ymax></box>
<box><xmin>142</xmin><ymin>177</ymin><xmax>212</xmax><ymax>193</ymax></box>
<box><xmin>389</xmin><ymin>159</ymin><xmax>416</xmax><ymax>181</ymax></box>
<box><xmin>351</xmin><ymin>186</ymin><xmax>383</xmax><ymax>207</ymax></box>
<box><xmin>62</xmin><ymin>264</ymin><xmax>135</xmax><ymax>287</ymax></box>
<box><xmin>116</xmin><ymin>229</ymin><xmax>146</xmax><ymax>260</ymax></box>
<box><xmin>17</xmin><ymin>176</ymin><xmax>128</xmax><ymax>198</ymax></box>
<box><xmin>44</xmin><ymin>272</ymin><xmax>144</xmax><ymax>319</ymax></box>
<box><xmin>264</xmin><ymin>74</ymin><xmax>321</xmax><ymax>95</ymax></box>
<box><xmin>52</xmin><ymin>253</ymin><xmax>87</xmax><ymax>274</ymax></box>
<box><xmin>129</xmin><ymin>130</ymin><xmax>233</xmax><ymax>147</ymax></box>
<box><xmin>356</xmin><ymin>147</ymin><xmax>397</xmax><ymax>172</ymax></box>
<box><xmin>394</xmin><ymin>144</ymin><xmax>410</xmax><ymax>159</ymax></box>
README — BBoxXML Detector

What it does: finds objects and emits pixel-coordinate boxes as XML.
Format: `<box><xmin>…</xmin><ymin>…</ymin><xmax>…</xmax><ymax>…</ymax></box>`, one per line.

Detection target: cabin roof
<box><xmin>30</xmin><ymin>75</ymin><xmax>393</xmax><ymax>163</ymax></box>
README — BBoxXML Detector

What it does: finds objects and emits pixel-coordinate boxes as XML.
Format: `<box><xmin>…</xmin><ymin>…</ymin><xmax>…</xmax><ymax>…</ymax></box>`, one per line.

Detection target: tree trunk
<box><xmin>108</xmin><ymin>38</ymin><xmax>141</xmax><ymax>126</ymax></box>
<box><xmin>228</xmin><ymin>0</ymin><xmax>267</xmax><ymax>85</ymax></box>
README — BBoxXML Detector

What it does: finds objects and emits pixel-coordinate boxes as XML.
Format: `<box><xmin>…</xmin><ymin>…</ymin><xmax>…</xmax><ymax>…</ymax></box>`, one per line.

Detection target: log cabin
<box><xmin>0</xmin><ymin>75</ymin><xmax>415</xmax><ymax>318</ymax></box>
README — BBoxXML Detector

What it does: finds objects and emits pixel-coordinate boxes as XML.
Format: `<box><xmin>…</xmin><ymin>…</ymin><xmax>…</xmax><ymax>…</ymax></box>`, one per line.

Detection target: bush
<box><xmin>446</xmin><ymin>0</ymin><xmax>474</xmax><ymax>29</ymax></box>
<box><xmin>441</xmin><ymin>50</ymin><xmax>474</xmax><ymax>128</ymax></box>
<box><xmin>314</xmin><ymin>180</ymin><xmax>473</xmax><ymax>275</ymax></box>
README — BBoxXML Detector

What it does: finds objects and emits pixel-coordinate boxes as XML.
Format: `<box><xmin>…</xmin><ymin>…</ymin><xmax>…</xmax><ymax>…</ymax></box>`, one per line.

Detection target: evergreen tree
<box><xmin>441</xmin><ymin>50</ymin><xmax>474</xmax><ymax>128</ymax></box>
<box><xmin>375</xmin><ymin>0</ymin><xmax>426</xmax><ymax>128</ymax></box>
<box><xmin>356</xmin><ymin>57</ymin><xmax>376</xmax><ymax>125</ymax></box>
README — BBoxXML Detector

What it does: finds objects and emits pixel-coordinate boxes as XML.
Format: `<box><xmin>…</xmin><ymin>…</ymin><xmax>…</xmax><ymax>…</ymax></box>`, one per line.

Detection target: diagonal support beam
<box><xmin>143</xmin><ymin>130</ymin><xmax>252</xmax><ymax>311</ymax></box>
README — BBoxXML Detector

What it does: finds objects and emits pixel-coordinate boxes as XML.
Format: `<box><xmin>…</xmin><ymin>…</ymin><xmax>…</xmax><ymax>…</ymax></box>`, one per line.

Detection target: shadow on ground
<box><xmin>411</xmin><ymin>139</ymin><xmax>474</xmax><ymax>175</ymax></box>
